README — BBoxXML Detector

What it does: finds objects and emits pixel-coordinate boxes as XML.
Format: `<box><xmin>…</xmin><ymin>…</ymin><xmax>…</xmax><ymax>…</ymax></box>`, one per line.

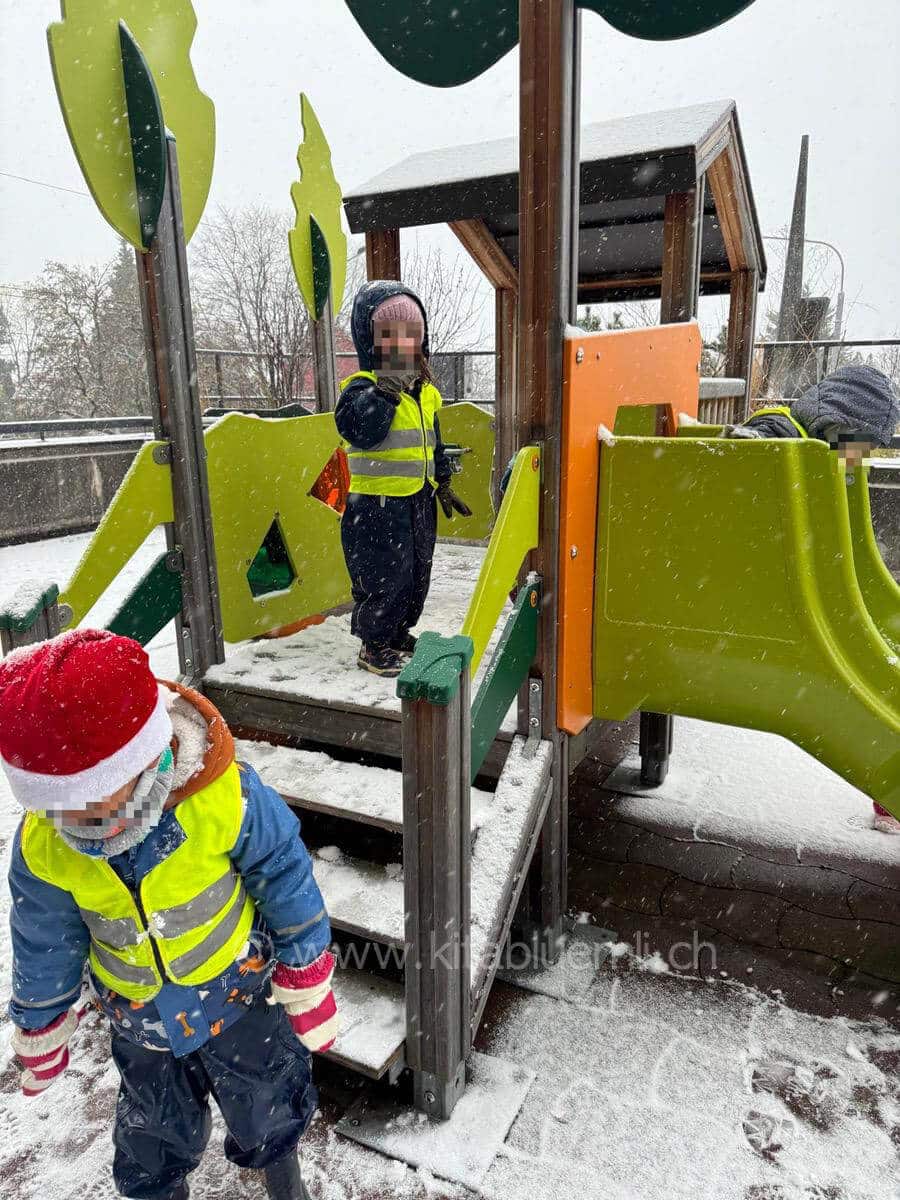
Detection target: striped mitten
<box><xmin>12</xmin><ymin>1008</ymin><xmax>80</xmax><ymax>1096</ymax></box>
<box><xmin>268</xmin><ymin>950</ymin><xmax>339</xmax><ymax>1053</ymax></box>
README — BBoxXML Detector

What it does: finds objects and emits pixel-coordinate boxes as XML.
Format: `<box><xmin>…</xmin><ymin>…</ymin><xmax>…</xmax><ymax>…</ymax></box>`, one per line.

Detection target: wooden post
<box><xmin>645</xmin><ymin>181</ymin><xmax>706</xmax><ymax>784</ymax></box>
<box><xmin>0</xmin><ymin>583</ymin><xmax>63</xmax><ymax>657</ymax></box>
<box><xmin>135</xmin><ymin>136</ymin><xmax>225</xmax><ymax>680</ymax></box>
<box><xmin>515</xmin><ymin>0</ymin><xmax>580</xmax><ymax>963</ymax></box>
<box><xmin>494</xmin><ymin>287</ymin><xmax>518</xmax><ymax>497</ymax></box>
<box><xmin>660</xmin><ymin>183</ymin><xmax>704</xmax><ymax>324</ymax></box>
<box><xmin>401</xmin><ymin>637</ymin><xmax>472</xmax><ymax>1120</ymax></box>
<box><xmin>311</xmin><ymin>291</ymin><xmax>337</xmax><ymax>411</ymax></box>
<box><xmin>365</xmin><ymin>228</ymin><xmax>402</xmax><ymax>281</ymax></box>
<box><xmin>725</xmin><ymin>268</ymin><xmax>759</xmax><ymax>418</ymax></box>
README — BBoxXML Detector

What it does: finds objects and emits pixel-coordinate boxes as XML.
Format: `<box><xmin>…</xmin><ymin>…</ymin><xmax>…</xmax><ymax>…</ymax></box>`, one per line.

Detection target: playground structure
<box><xmin>2</xmin><ymin>0</ymin><xmax>898</xmax><ymax>1152</ymax></box>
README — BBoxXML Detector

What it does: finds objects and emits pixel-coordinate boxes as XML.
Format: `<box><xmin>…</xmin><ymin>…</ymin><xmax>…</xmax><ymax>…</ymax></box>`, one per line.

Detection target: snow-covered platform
<box><xmin>570</xmin><ymin>716</ymin><xmax>900</xmax><ymax>996</ymax></box>
<box><xmin>204</xmin><ymin>542</ymin><xmax>521</xmax><ymax>776</ymax></box>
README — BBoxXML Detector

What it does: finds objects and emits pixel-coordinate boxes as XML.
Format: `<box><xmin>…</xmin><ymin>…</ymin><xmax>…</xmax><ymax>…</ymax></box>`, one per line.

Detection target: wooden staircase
<box><xmin>230</xmin><ymin>722</ymin><xmax>553</xmax><ymax>1106</ymax></box>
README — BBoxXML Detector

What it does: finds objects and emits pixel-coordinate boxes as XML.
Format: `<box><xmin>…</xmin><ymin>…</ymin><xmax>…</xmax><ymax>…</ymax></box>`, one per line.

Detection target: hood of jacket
<box><xmin>159</xmin><ymin>681</ymin><xmax>235</xmax><ymax>806</ymax></box>
<box><xmin>791</xmin><ymin>365</ymin><xmax>900</xmax><ymax>447</ymax></box>
<box><xmin>350</xmin><ymin>279</ymin><xmax>431</xmax><ymax>371</ymax></box>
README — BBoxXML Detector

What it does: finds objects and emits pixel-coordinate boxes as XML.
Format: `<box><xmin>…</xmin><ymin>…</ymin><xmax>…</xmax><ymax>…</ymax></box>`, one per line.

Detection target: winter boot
<box><xmin>873</xmin><ymin>804</ymin><xmax>900</xmax><ymax>834</ymax></box>
<box><xmin>357</xmin><ymin>644</ymin><xmax>402</xmax><ymax>677</ymax></box>
<box><xmin>263</xmin><ymin>1152</ymin><xmax>312</xmax><ymax>1200</ymax></box>
<box><xmin>392</xmin><ymin>632</ymin><xmax>418</xmax><ymax>656</ymax></box>
<box><xmin>165</xmin><ymin>1184</ymin><xmax>189</xmax><ymax>1200</ymax></box>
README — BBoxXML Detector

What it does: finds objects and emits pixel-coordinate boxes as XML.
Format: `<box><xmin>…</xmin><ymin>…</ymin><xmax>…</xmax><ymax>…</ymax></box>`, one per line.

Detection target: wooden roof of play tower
<box><xmin>344</xmin><ymin>99</ymin><xmax>766</xmax><ymax>303</ymax></box>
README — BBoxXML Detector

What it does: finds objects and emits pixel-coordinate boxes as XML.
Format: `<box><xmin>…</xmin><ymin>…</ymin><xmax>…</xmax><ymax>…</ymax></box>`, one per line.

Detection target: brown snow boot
<box><xmin>264</xmin><ymin>1152</ymin><xmax>311</xmax><ymax>1200</ymax></box>
<box><xmin>357</xmin><ymin>643</ymin><xmax>402</xmax><ymax>677</ymax></box>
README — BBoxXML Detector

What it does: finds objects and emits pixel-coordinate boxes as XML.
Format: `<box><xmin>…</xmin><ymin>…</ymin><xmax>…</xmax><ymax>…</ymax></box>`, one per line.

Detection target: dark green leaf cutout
<box><xmin>310</xmin><ymin>215</ymin><xmax>331</xmax><ymax>322</ymax></box>
<box><xmin>343</xmin><ymin>0</ymin><xmax>757</xmax><ymax>87</ymax></box>
<box><xmin>119</xmin><ymin>21</ymin><xmax>166</xmax><ymax>248</ymax></box>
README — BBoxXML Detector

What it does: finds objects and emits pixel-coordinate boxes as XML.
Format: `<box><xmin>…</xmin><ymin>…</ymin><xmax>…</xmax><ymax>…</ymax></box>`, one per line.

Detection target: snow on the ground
<box><xmin>207</xmin><ymin>542</ymin><xmax>514</xmax><ymax>724</ymax></box>
<box><xmin>607</xmin><ymin>717</ymin><xmax>899</xmax><ymax>880</ymax></box>
<box><xmin>2</xmin><ymin>755</ymin><xmax>898</xmax><ymax>1199</ymax></box>
<box><xmin>0</xmin><ymin>530</ymin><xmax>179</xmax><ymax>679</ymax></box>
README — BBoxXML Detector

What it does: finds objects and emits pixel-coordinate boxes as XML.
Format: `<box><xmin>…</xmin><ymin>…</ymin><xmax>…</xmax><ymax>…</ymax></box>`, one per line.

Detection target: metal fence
<box><xmin>195</xmin><ymin>347</ymin><xmax>498</xmax><ymax>410</ymax></box>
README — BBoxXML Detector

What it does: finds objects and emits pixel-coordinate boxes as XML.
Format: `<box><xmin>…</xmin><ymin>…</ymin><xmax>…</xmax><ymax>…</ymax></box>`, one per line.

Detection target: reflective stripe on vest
<box><xmin>21</xmin><ymin>762</ymin><xmax>254</xmax><ymax>1002</ymax></box>
<box><xmin>340</xmin><ymin>369</ymin><xmax>442</xmax><ymax>496</ymax></box>
<box><xmin>751</xmin><ymin>405</ymin><xmax>809</xmax><ymax>438</ymax></box>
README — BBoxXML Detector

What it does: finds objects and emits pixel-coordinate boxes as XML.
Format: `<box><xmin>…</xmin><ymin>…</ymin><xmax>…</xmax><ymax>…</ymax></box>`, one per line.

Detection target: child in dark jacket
<box><xmin>725</xmin><ymin>364</ymin><xmax>900</xmax><ymax>834</ymax></box>
<box><xmin>335</xmin><ymin>281</ymin><xmax>471</xmax><ymax>678</ymax></box>
<box><xmin>2</xmin><ymin>630</ymin><xmax>336</xmax><ymax>1200</ymax></box>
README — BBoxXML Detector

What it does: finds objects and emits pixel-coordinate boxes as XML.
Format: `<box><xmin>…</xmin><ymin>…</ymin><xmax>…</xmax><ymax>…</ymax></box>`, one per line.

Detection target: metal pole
<box><xmin>135</xmin><ymin>135</ymin><xmax>224</xmax><ymax>679</ymax></box>
<box><xmin>311</xmin><ymin>292</ymin><xmax>338</xmax><ymax>412</ymax></box>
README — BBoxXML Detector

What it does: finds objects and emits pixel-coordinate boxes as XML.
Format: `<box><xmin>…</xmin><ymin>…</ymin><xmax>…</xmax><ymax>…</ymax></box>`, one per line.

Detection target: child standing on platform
<box><xmin>336</xmin><ymin>281</ymin><xmax>471</xmax><ymax>678</ymax></box>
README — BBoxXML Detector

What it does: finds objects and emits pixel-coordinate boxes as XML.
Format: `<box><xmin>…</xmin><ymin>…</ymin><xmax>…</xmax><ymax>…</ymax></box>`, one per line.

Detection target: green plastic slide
<box><xmin>593</xmin><ymin>436</ymin><xmax>900</xmax><ymax>817</ymax></box>
<box><xmin>846</xmin><ymin>465</ymin><xmax>900</xmax><ymax>653</ymax></box>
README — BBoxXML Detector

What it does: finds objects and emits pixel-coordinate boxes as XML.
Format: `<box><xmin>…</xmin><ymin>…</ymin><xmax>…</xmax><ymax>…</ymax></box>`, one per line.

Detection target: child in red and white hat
<box><xmin>2</xmin><ymin>629</ymin><xmax>336</xmax><ymax>1200</ymax></box>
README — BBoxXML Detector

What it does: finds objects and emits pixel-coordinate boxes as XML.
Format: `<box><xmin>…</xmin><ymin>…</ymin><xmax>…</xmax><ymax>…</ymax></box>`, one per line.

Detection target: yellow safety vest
<box><xmin>20</xmin><ymin>763</ymin><xmax>255</xmax><ymax>1002</ymax></box>
<box><xmin>749</xmin><ymin>405</ymin><xmax>808</xmax><ymax>438</ymax></box>
<box><xmin>340</xmin><ymin>370</ymin><xmax>442</xmax><ymax>496</ymax></box>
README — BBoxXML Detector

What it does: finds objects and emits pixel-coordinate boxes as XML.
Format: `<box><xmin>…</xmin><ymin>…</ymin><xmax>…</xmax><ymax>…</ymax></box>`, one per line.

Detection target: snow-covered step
<box><xmin>312</xmin><ymin>846</ymin><xmax>405</xmax><ymax>947</ymax></box>
<box><xmin>237</xmin><ymin>737</ymin><xmax>493</xmax><ymax>834</ymax></box>
<box><xmin>326</xmin><ymin>968</ymin><xmax>405</xmax><ymax>1080</ymax></box>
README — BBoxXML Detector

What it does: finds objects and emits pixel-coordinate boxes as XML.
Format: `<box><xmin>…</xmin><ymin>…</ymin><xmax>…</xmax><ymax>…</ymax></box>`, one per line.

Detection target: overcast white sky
<box><xmin>1</xmin><ymin>0</ymin><xmax>898</xmax><ymax>341</ymax></box>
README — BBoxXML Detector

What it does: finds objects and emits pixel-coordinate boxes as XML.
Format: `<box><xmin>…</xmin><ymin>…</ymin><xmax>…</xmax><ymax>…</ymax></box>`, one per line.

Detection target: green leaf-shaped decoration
<box><xmin>289</xmin><ymin>95</ymin><xmax>348</xmax><ymax>321</ymax></box>
<box><xmin>48</xmin><ymin>0</ymin><xmax>215</xmax><ymax>249</ymax></box>
<box><xmin>343</xmin><ymin>0</ymin><xmax>758</xmax><ymax>87</ymax></box>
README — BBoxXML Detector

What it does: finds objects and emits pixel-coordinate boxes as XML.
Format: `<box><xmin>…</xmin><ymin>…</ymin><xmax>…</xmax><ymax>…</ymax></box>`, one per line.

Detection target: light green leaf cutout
<box><xmin>289</xmin><ymin>95</ymin><xmax>348</xmax><ymax>320</ymax></box>
<box><xmin>48</xmin><ymin>0</ymin><xmax>215</xmax><ymax>250</ymax></box>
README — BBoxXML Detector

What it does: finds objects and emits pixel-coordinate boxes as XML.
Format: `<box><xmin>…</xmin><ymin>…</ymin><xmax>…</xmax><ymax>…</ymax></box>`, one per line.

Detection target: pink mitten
<box><xmin>269</xmin><ymin>950</ymin><xmax>338</xmax><ymax>1053</ymax></box>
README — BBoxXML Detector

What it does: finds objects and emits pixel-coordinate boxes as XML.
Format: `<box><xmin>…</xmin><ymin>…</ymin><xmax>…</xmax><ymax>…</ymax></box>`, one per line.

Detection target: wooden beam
<box><xmin>494</xmin><ymin>287</ymin><xmax>518</xmax><ymax>496</ymax></box>
<box><xmin>725</xmin><ymin>268</ymin><xmax>759</xmax><ymax>417</ymax></box>
<box><xmin>365</xmin><ymin>228</ymin><xmax>401</xmax><ymax>280</ymax></box>
<box><xmin>449</xmin><ymin>218</ymin><xmax>518</xmax><ymax>291</ymax></box>
<box><xmin>660</xmin><ymin>181</ymin><xmax>704</xmax><ymax>324</ymax></box>
<box><xmin>705</xmin><ymin>146</ymin><xmax>747</xmax><ymax>272</ymax></box>
<box><xmin>515</xmin><ymin>0</ymin><xmax>579</xmax><ymax>959</ymax></box>
<box><xmin>578</xmin><ymin>269</ymin><xmax>732</xmax><ymax>296</ymax></box>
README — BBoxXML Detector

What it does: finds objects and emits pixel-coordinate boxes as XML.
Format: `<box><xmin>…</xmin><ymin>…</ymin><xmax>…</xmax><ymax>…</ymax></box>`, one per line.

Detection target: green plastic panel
<box><xmin>847</xmin><ymin>465</ymin><xmax>900</xmax><ymax>653</ymax></box>
<box><xmin>435</xmin><ymin>403</ymin><xmax>496</xmax><ymax>541</ymax></box>
<box><xmin>470</xmin><ymin>581</ymin><xmax>540</xmax><ymax>780</ymax></box>
<box><xmin>460</xmin><ymin>445</ymin><xmax>540</xmax><ymax>675</ymax></box>
<box><xmin>119</xmin><ymin>21</ymin><xmax>166</xmax><ymax>248</ymax></box>
<box><xmin>593</xmin><ymin>437</ymin><xmax>900</xmax><ymax>817</ymax></box>
<box><xmin>614</xmin><ymin>405</ymin><xmax>663</xmax><ymax>438</ymax></box>
<box><xmin>60</xmin><ymin>442</ymin><xmax>174</xmax><ymax>629</ymax></box>
<box><xmin>107</xmin><ymin>552</ymin><xmax>182</xmax><ymax>645</ymax></box>
<box><xmin>397</xmin><ymin>632</ymin><xmax>474</xmax><ymax>706</ymax></box>
<box><xmin>205</xmin><ymin>413</ymin><xmax>351</xmax><ymax>642</ymax></box>
<box><xmin>0</xmin><ymin>583</ymin><xmax>60</xmax><ymax>633</ymax></box>
<box><xmin>289</xmin><ymin>94</ymin><xmax>348</xmax><ymax>319</ymax></box>
<box><xmin>344</xmin><ymin>0</ymin><xmax>756</xmax><ymax>87</ymax></box>
<box><xmin>48</xmin><ymin>0</ymin><xmax>214</xmax><ymax>249</ymax></box>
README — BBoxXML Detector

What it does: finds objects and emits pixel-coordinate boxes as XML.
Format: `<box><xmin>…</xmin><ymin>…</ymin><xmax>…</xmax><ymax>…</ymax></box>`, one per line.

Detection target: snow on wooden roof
<box><xmin>346</xmin><ymin>99</ymin><xmax>733</xmax><ymax>204</ymax></box>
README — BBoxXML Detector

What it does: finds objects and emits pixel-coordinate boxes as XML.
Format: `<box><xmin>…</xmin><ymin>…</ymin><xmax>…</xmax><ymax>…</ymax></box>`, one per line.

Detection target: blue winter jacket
<box><xmin>8</xmin><ymin>753</ymin><xmax>331</xmax><ymax>1057</ymax></box>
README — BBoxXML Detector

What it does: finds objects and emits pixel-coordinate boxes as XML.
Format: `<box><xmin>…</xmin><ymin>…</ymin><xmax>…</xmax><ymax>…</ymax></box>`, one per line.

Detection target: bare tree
<box><xmin>189</xmin><ymin>205</ymin><xmax>311</xmax><ymax>405</ymax></box>
<box><xmin>0</xmin><ymin>245</ymin><xmax>148</xmax><ymax>420</ymax></box>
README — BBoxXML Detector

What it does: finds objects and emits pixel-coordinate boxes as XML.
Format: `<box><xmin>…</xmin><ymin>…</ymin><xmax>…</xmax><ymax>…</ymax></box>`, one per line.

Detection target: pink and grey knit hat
<box><xmin>371</xmin><ymin>294</ymin><xmax>425</xmax><ymax>343</ymax></box>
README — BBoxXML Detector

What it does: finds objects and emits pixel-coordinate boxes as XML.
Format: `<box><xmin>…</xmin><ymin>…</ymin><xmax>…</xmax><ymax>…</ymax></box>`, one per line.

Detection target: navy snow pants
<box><xmin>111</xmin><ymin>997</ymin><xmax>315</xmax><ymax>1198</ymax></box>
<box><xmin>340</xmin><ymin>487</ymin><xmax>437</xmax><ymax>648</ymax></box>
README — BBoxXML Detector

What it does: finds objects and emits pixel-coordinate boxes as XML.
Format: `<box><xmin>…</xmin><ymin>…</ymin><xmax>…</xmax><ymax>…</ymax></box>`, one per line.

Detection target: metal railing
<box><xmin>754</xmin><ymin>337</ymin><xmax>900</xmax><ymax>382</ymax></box>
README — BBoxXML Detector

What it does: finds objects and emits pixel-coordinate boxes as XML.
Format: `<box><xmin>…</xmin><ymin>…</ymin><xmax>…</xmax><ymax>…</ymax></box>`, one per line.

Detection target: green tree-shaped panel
<box><xmin>289</xmin><ymin>94</ymin><xmax>348</xmax><ymax>320</ymax></box>
<box><xmin>344</xmin><ymin>0</ymin><xmax>758</xmax><ymax>87</ymax></box>
<box><xmin>48</xmin><ymin>0</ymin><xmax>215</xmax><ymax>249</ymax></box>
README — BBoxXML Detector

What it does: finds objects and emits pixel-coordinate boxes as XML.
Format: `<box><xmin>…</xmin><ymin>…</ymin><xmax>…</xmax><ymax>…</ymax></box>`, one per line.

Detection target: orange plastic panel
<box><xmin>557</xmin><ymin>322</ymin><xmax>701</xmax><ymax>734</ymax></box>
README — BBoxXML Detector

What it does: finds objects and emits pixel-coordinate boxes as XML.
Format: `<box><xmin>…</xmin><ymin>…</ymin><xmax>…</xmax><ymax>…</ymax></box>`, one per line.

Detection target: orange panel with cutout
<box><xmin>558</xmin><ymin>322</ymin><xmax>701</xmax><ymax>734</ymax></box>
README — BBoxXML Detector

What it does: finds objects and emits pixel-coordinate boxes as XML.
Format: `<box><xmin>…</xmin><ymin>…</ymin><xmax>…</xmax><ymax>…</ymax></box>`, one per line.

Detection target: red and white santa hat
<box><xmin>0</xmin><ymin>629</ymin><xmax>172</xmax><ymax>813</ymax></box>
